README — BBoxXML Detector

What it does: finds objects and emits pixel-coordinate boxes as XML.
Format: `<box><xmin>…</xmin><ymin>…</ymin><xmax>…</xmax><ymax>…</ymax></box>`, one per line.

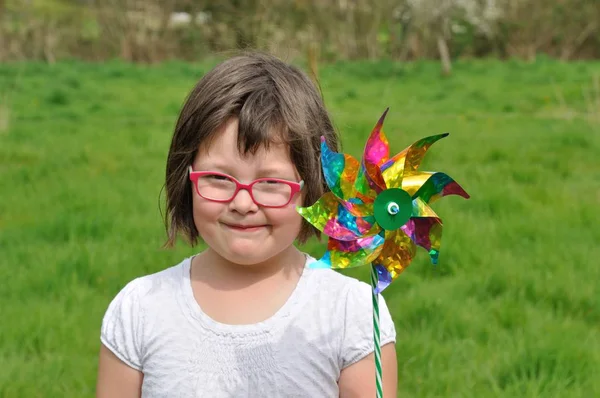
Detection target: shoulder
<box><xmin>300</xmin><ymin>255</ymin><xmax>397</xmax><ymax>368</ymax></box>
<box><xmin>101</xmin><ymin>257</ymin><xmax>190</xmax><ymax>329</ymax></box>
<box><xmin>112</xmin><ymin>257</ymin><xmax>188</xmax><ymax>302</ymax></box>
<box><xmin>304</xmin><ymin>255</ymin><xmax>373</xmax><ymax>301</ymax></box>
<box><xmin>300</xmin><ymin>255</ymin><xmax>383</xmax><ymax>328</ymax></box>
<box><xmin>99</xmin><ymin>257</ymin><xmax>191</xmax><ymax>369</ymax></box>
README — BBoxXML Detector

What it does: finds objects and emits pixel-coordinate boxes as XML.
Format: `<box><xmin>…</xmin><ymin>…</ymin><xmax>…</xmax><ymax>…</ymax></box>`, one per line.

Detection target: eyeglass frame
<box><xmin>188</xmin><ymin>166</ymin><xmax>304</xmax><ymax>208</ymax></box>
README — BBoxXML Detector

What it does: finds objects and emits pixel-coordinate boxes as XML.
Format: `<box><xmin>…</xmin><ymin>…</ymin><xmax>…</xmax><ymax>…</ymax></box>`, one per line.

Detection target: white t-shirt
<box><xmin>101</xmin><ymin>255</ymin><xmax>396</xmax><ymax>397</ymax></box>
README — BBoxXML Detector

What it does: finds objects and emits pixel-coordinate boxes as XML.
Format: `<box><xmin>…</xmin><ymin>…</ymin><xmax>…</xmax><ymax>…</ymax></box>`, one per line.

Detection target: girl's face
<box><xmin>191</xmin><ymin>117</ymin><xmax>304</xmax><ymax>266</ymax></box>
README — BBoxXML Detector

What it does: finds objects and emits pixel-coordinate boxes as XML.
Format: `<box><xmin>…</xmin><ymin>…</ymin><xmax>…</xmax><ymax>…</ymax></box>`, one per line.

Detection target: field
<box><xmin>1</xmin><ymin>57</ymin><xmax>599</xmax><ymax>397</ymax></box>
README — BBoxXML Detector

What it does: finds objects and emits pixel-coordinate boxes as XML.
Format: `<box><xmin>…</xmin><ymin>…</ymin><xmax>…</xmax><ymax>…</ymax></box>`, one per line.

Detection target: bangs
<box><xmin>198</xmin><ymin>88</ymin><xmax>291</xmax><ymax>157</ymax></box>
<box><xmin>236</xmin><ymin>89</ymin><xmax>289</xmax><ymax>155</ymax></box>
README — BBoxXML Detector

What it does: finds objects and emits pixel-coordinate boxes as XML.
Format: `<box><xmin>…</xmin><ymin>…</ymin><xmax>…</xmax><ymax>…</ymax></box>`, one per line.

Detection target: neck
<box><xmin>193</xmin><ymin>246</ymin><xmax>305</xmax><ymax>290</ymax></box>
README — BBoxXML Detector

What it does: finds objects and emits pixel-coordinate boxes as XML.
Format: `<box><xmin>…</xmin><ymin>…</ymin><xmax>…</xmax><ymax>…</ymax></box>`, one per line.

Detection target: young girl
<box><xmin>96</xmin><ymin>52</ymin><xmax>397</xmax><ymax>398</ymax></box>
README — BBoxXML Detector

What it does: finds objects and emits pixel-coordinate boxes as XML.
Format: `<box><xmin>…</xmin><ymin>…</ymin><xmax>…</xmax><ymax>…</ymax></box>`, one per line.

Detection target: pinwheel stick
<box><xmin>370</xmin><ymin>264</ymin><xmax>384</xmax><ymax>398</ymax></box>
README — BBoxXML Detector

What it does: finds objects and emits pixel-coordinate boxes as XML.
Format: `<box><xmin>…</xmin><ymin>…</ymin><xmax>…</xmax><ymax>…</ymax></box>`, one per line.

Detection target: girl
<box><xmin>96</xmin><ymin>52</ymin><xmax>397</xmax><ymax>398</ymax></box>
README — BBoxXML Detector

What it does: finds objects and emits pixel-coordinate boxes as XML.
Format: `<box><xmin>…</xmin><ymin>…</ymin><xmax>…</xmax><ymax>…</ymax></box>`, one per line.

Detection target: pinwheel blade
<box><xmin>363</xmin><ymin>158</ymin><xmax>387</xmax><ymax>193</ymax></box>
<box><xmin>353</xmin><ymin>165</ymin><xmax>379</xmax><ymax>202</ymax></box>
<box><xmin>297</xmin><ymin>192</ymin><xmax>379</xmax><ymax>241</ymax></box>
<box><xmin>318</xmin><ymin>135</ymin><xmax>375</xmax><ymax>217</ymax></box>
<box><xmin>402</xmin><ymin>217</ymin><xmax>443</xmax><ymax>264</ymax></box>
<box><xmin>320</xmin><ymin>137</ymin><xmax>361</xmax><ymax>201</ymax></box>
<box><xmin>372</xmin><ymin>229</ymin><xmax>417</xmax><ymax>292</ymax></box>
<box><xmin>381</xmin><ymin>133</ymin><xmax>449</xmax><ymax>189</ymax></box>
<box><xmin>363</xmin><ymin>108</ymin><xmax>390</xmax><ymax>167</ymax></box>
<box><xmin>400</xmin><ymin>172</ymin><xmax>436</xmax><ymax>196</ymax></box>
<box><xmin>317</xmin><ymin>232</ymin><xmax>386</xmax><ymax>269</ymax></box>
<box><xmin>373</xmin><ymin>264</ymin><xmax>393</xmax><ymax>294</ymax></box>
<box><xmin>412</xmin><ymin>197</ymin><xmax>440</xmax><ymax>218</ymax></box>
<box><xmin>411</xmin><ymin>172</ymin><xmax>470</xmax><ymax>204</ymax></box>
<box><xmin>342</xmin><ymin>197</ymin><xmax>375</xmax><ymax>218</ymax></box>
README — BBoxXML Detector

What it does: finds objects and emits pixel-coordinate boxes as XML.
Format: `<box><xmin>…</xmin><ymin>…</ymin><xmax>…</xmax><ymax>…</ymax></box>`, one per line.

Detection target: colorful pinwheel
<box><xmin>298</xmin><ymin>108</ymin><xmax>470</xmax><ymax>292</ymax></box>
<box><xmin>297</xmin><ymin>109</ymin><xmax>469</xmax><ymax>397</ymax></box>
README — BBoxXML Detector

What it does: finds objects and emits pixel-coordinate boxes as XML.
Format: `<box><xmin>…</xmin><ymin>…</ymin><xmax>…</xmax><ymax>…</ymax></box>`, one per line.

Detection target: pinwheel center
<box><xmin>387</xmin><ymin>202</ymin><xmax>400</xmax><ymax>215</ymax></box>
<box><xmin>373</xmin><ymin>188</ymin><xmax>412</xmax><ymax>231</ymax></box>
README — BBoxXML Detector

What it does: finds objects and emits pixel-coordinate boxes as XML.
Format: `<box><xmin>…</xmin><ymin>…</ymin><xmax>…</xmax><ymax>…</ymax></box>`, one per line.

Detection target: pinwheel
<box><xmin>297</xmin><ymin>108</ymin><xmax>469</xmax><ymax>397</ymax></box>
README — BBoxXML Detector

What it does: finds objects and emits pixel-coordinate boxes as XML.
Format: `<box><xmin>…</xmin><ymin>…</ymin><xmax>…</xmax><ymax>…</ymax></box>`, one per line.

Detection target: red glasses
<box><xmin>188</xmin><ymin>166</ymin><xmax>304</xmax><ymax>208</ymax></box>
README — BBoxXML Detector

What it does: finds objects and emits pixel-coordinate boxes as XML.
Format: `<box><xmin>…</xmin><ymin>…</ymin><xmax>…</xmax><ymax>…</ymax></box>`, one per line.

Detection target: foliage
<box><xmin>0</xmin><ymin>0</ymin><xmax>598</xmax><ymax>63</ymax></box>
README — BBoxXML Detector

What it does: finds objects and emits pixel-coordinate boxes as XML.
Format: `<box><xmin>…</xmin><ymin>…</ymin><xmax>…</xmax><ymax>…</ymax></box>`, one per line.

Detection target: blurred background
<box><xmin>0</xmin><ymin>1</ymin><xmax>599</xmax><ymax>397</ymax></box>
<box><xmin>1</xmin><ymin>0</ymin><xmax>600</xmax><ymax>66</ymax></box>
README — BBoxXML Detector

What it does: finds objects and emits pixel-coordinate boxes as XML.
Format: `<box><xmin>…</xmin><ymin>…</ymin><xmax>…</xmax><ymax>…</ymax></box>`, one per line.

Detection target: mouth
<box><xmin>222</xmin><ymin>223</ymin><xmax>269</xmax><ymax>232</ymax></box>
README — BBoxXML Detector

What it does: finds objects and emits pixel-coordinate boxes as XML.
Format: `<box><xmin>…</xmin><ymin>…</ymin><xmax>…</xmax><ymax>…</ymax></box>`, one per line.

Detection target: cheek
<box><xmin>192</xmin><ymin>196</ymin><xmax>223</xmax><ymax>226</ymax></box>
<box><xmin>267</xmin><ymin>205</ymin><xmax>303</xmax><ymax>232</ymax></box>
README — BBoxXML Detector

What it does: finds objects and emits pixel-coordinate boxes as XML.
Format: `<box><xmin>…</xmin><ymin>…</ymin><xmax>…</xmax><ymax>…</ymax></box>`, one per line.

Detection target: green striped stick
<box><xmin>371</xmin><ymin>264</ymin><xmax>383</xmax><ymax>398</ymax></box>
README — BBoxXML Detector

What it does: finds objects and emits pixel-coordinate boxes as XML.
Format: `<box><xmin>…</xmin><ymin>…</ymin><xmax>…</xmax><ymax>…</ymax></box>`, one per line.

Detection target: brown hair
<box><xmin>163</xmin><ymin>51</ymin><xmax>339</xmax><ymax>247</ymax></box>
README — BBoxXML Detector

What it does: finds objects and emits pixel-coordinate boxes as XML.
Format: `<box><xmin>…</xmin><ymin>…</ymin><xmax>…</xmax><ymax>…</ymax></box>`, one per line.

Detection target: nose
<box><xmin>228</xmin><ymin>187</ymin><xmax>258</xmax><ymax>214</ymax></box>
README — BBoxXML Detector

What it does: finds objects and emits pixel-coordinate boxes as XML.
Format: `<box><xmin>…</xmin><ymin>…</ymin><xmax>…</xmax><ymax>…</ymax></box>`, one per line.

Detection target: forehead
<box><xmin>196</xmin><ymin>117</ymin><xmax>293</xmax><ymax>168</ymax></box>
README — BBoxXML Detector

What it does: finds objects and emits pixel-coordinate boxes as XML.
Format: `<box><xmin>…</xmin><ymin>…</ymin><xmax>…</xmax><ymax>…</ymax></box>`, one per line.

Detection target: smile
<box><xmin>223</xmin><ymin>223</ymin><xmax>268</xmax><ymax>232</ymax></box>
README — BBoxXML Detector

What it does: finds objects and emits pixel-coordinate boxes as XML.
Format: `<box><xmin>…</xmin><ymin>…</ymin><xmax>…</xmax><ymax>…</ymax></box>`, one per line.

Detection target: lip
<box><xmin>222</xmin><ymin>223</ymin><xmax>268</xmax><ymax>232</ymax></box>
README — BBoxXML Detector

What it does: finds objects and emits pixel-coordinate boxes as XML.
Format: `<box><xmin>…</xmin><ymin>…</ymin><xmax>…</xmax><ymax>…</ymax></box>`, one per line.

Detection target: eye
<box><xmin>207</xmin><ymin>174</ymin><xmax>229</xmax><ymax>180</ymax></box>
<box><xmin>197</xmin><ymin>173</ymin><xmax>234</xmax><ymax>186</ymax></box>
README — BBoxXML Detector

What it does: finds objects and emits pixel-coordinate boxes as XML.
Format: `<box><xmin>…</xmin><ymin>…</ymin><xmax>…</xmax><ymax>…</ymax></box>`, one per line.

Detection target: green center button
<box><xmin>373</xmin><ymin>188</ymin><xmax>412</xmax><ymax>230</ymax></box>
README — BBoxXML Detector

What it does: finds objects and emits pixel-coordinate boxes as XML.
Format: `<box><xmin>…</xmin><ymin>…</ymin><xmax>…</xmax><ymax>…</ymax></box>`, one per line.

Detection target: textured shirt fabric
<box><xmin>100</xmin><ymin>254</ymin><xmax>396</xmax><ymax>398</ymax></box>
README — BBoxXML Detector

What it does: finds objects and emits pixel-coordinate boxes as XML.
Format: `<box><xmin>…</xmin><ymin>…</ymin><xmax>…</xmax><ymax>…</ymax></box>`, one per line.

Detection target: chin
<box><xmin>224</xmin><ymin>243</ymin><xmax>281</xmax><ymax>265</ymax></box>
<box><xmin>199</xmin><ymin>225</ymin><xmax>301</xmax><ymax>266</ymax></box>
<box><xmin>226</xmin><ymin>254</ymin><xmax>270</xmax><ymax>266</ymax></box>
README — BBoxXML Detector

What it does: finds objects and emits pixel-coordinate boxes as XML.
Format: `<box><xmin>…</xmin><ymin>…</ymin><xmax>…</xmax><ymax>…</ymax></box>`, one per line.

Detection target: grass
<box><xmin>0</xmin><ymin>57</ymin><xmax>599</xmax><ymax>397</ymax></box>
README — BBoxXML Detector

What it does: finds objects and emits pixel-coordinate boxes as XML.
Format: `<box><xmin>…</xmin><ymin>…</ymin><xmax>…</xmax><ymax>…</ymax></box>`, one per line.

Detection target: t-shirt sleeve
<box><xmin>340</xmin><ymin>281</ymin><xmax>396</xmax><ymax>369</ymax></box>
<box><xmin>100</xmin><ymin>279</ymin><xmax>143</xmax><ymax>371</ymax></box>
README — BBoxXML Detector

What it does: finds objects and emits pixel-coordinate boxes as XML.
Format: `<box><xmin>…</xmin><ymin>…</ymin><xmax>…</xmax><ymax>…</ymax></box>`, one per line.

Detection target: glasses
<box><xmin>188</xmin><ymin>166</ymin><xmax>304</xmax><ymax>208</ymax></box>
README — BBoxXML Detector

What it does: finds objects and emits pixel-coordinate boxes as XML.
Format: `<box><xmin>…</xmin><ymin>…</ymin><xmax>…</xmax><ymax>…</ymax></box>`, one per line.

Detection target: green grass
<box><xmin>1</xmin><ymin>57</ymin><xmax>599</xmax><ymax>397</ymax></box>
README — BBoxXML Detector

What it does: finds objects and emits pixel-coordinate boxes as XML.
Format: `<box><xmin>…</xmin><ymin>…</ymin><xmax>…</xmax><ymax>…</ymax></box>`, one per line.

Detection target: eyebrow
<box><xmin>193</xmin><ymin>162</ymin><xmax>227</xmax><ymax>171</ymax></box>
<box><xmin>193</xmin><ymin>163</ymin><xmax>296</xmax><ymax>178</ymax></box>
<box><xmin>256</xmin><ymin>166</ymin><xmax>293</xmax><ymax>175</ymax></box>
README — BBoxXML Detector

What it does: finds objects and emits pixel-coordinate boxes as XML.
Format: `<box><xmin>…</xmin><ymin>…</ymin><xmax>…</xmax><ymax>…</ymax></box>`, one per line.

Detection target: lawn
<box><xmin>0</xmin><ymin>57</ymin><xmax>598</xmax><ymax>397</ymax></box>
